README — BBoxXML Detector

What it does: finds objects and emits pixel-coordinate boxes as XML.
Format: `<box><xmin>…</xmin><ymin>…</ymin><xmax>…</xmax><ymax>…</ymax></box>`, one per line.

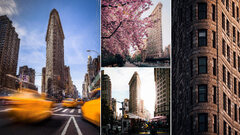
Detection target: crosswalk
<box><xmin>52</xmin><ymin>107</ymin><xmax>81</xmax><ymax>114</ymax></box>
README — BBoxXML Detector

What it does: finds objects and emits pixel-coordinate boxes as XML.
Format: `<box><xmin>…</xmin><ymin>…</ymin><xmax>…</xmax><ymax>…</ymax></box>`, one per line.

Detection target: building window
<box><xmin>223</xmin><ymin>92</ymin><xmax>226</xmax><ymax>111</ymax></box>
<box><xmin>213</xmin><ymin>58</ymin><xmax>216</xmax><ymax>76</ymax></box>
<box><xmin>198</xmin><ymin>3</ymin><xmax>207</xmax><ymax>19</ymax></box>
<box><xmin>227</xmin><ymin>45</ymin><xmax>230</xmax><ymax>62</ymax></box>
<box><xmin>238</xmin><ymin>31</ymin><xmax>240</xmax><ymax>46</ymax></box>
<box><xmin>238</xmin><ymin>56</ymin><xmax>240</xmax><ymax>72</ymax></box>
<box><xmin>222</xmin><ymin>13</ymin><xmax>225</xmax><ymax>30</ymax></box>
<box><xmin>235</xmin><ymin>131</ymin><xmax>238</xmax><ymax>135</ymax></box>
<box><xmin>212</xmin><ymin>31</ymin><xmax>216</xmax><ymax>48</ymax></box>
<box><xmin>239</xmin><ymin>81</ymin><xmax>240</xmax><ymax>98</ymax></box>
<box><xmin>190</xmin><ymin>59</ymin><xmax>193</xmax><ymax>76</ymax></box>
<box><xmin>212</xmin><ymin>4</ymin><xmax>215</xmax><ymax>21</ymax></box>
<box><xmin>222</xmin><ymin>39</ymin><xmax>226</xmax><ymax>56</ymax></box>
<box><xmin>190</xmin><ymin>87</ymin><xmax>193</xmax><ymax>104</ymax></box>
<box><xmin>222</xmin><ymin>0</ymin><xmax>225</xmax><ymax>4</ymax></box>
<box><xmin>198</xmin><ymin>29</ymin><xmax>207</xmax><ymax>46</ymax></box>
<box><xmin>198</xmin><ymin>57</ymin><xmax>207</xmax><ymax>74</ymax></box>
<box><xmin>223</xmin><ymin>65</ymin><xmax>226</xmax><ymax>83</ymax></box>
<box><xmin>233</xmin><ymin>2</ymin><xmax>235</xmax><ymax>18</ymax></box>
<box><xmin>214</xmin><ymin>114</ymin><xmax>217</xmax><ymax>133</ymax></box>
<box><xmin>234</xmin><ymin>51</ymin><xmax>236</xmax><ymax>68</ymax></box>
<box><xmin>233</xmin><ymin>26</ymin><xmax>236</xmax><ymax>42</ymax></box>
<box><xmin>226</xmin><ymin>0</ymin><xmax>229</xmax><ymax>11</ymax></box>
<box><xmin>234</xmin><ymin>77</ymin><xmax>237</xmax><ymax>94</ymax></box>
<box><xmin>228</xmin><ymin>98</ymin><xmax>231</xmax><ymax>117</ymax></box>
<box><xmin>227</xmin><ymin>20</ymin><xmax>230</xmax><ymax>36</ymax></box>
<box><xmin>213</xmin><ymin>86</ymin><xmax>216</xmax><ymax>104</ymax></box>
<box><xmin>237</xmin><ymin>7</ymin><xmax>239</xmax><ymax>21</ymax></box>
<box><xmin>235</xmin><ymin>104</ymin><xmax>237</xmax><ymax>121</ymax></box>
<box><xmin>227</xmin><ymin>71</ymin><xmax>231</xmax><ymax>88</ymax></box>
<box><xmin>198</xmin><ymin>113</ymin><xmax>208</xmax><ymax>132</ymax></box>
<box><xmin>198</xmin><ymin>84</ymin><xmax>207</xmax><ymax>102</ymax></box>
<box><xmin>190</xmin><ymin>5</ymin><xmax>193</xmax><ymax>22</ymax></box>
<box><xmin>229</xmin><ymin>126</ymin><xmax>231</xmax><ymax>135</ymax></box>
<box><xmin>190</xmin><ymin>31</ymin><xmax>193</xmax><ymax>48</ymax></box>
<box><xmin>224</xmin><ymin>121</ymin><xmax>227</xmax><ymax>135</ymax></box>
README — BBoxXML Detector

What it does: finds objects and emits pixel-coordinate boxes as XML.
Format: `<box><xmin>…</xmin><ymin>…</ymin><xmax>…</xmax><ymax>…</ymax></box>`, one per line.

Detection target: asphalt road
<box><xmin>0</xmin><ymin>103</ymin><xmax>100</xmax><ymax>135</ymax></box>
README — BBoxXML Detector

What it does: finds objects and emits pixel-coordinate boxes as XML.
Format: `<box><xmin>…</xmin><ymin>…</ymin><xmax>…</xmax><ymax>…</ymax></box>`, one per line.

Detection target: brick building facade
<box><xmin>173</xmin><ymin>0</ymin><xmax>240</xmax><ymax>134</ymax></box>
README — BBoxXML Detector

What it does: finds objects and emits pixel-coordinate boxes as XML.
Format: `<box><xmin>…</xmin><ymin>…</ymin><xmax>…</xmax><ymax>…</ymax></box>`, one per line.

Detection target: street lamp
<box><xmin>86</xmin><ymin>49</ymin><xmax>100</xmax><ymax>55</ymax></box>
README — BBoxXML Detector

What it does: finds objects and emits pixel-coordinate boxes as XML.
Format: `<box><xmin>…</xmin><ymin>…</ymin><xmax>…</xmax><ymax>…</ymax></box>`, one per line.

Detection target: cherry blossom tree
<box><xmin>101</xmin><ymin>0</ymin><xmax>153</xmax><ymax>56</ymax></box>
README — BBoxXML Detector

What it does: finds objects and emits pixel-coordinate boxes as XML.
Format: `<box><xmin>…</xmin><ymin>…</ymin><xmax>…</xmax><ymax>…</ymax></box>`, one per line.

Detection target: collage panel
<box><xmin>101</xmin><ymin>68</ymin><xmax>170</xmax><ymax>135</ymax></box>
<box><xmin>0</xmin><ymin>0</ymin><xmax>100</xmax><ymax>135</ymax></box>
<box><xmin>101</xmin><ymin>0</ymin><xmax>171</xmax><ymax>67</ymax></box>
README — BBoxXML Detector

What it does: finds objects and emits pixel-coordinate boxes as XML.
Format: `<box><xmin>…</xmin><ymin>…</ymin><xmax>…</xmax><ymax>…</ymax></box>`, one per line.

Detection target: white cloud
<box><xmin>0</xmin><ymin>0</ymin><xmax>18</xmax><ymax>16</ymax></box>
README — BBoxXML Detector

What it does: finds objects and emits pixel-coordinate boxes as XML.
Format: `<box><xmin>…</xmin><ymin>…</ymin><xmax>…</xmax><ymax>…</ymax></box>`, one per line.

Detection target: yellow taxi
<box><xmin>76</xmin><ymin>98</ymin><xmax>84</xmax><ymax>106</ymax></box>
<box><xmin>81</xmin><ymin>88</ymin><xmax>100</xmax><ymax>127</ymax></box>
<box><xmin>3</xmin><ymin>89</ymin><xmax>53</xmax><ymax>123</ymax></box>
<box><xmin>62</xmin><ymin>98</ymin><xmax>77</xmax><ymax>108</ymax></box>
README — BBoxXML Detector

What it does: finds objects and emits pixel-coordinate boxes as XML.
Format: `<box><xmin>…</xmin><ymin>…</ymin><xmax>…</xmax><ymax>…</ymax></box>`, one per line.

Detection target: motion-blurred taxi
<box><xmin>81</xmin><ymin>88</ymin><xmax>100</xmax><ymax>127</ymax></box>
<box><xmin>62</xmin><ymin>98</ymin><xmax>77</xmax><ymax>108</ymax></box>
<box><xmin>3</xmin><ymin>89</ymin><xmax>53</xmax><ymax>123</ymax></box>
<box><xmin>76</xmin><ymin>98</ymin><xmax>84</xmax><ymax>106</ymax></box>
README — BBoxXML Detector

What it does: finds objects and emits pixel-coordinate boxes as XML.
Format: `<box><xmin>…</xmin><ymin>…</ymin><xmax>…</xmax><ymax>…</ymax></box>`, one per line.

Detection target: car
<box><xmin>81</xmin><ymin>88</ymin><xmax>100</xmax><ymax>127</ymax></box>
<box><xmin>76</xmin><ymin>98</ymin><xmax>84</xmax><ymax>106</ymax></box>
<box><xmin>62</xmin><ymin>98</ymin><xmax>77</xmax><ymax>108</ymax></box>
<box><xmin>3</xmin><ymin>89</ymin><xmax>53</xmax><ymax>123</ymax></box>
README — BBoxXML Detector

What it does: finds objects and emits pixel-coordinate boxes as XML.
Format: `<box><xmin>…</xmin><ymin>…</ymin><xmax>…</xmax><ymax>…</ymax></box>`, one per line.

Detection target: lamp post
<box><xmin>86</xmin><ymin>49</ymin><xmax>100</xmax><ymax>55</ymax></box>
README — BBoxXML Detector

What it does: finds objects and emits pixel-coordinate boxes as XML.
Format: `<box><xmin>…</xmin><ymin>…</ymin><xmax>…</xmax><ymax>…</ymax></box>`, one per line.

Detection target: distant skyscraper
<box><xmin>146</xmin><ymin>2</ymin><xmax>163</xmax><ymax>58</ymax></box>
<box><xmin>129</xmin><ymin>72</ymin><xmax>141</xmax><ymax>115</ymax></box>
<box><xmin>42</xmin><ymin>9</ymin><xmax>65</xmax><ymax>99</ymax></box>
<box><xmin>112</xmin><ymin>98</ymin><xmax>117</xmax><ymax>119</ymax></box>
<box><xmin>154</xmin><ymin>68</ymin><xmax>170</xmax><ymax>117</ymax></box>
<box><xmin>0</xmin><ymin>15</ymin><xmax>20</xmax><ymax>91</ymax></box>
<box><xmin>101</xmin><ymin>70</ymin><xmax>112</xmax><ymax>107</ymax></box>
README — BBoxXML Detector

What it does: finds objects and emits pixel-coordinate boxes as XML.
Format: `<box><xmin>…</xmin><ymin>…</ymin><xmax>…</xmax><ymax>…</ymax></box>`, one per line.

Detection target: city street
<box><xmin>124</xmin><ymin>62</ymin><xmax>137</xmax><ymax>67</ymax></box>
<box><xmin>0</xmin><ymin>103</ymin><xmax>100</xmax><ymax>135</ymax></box>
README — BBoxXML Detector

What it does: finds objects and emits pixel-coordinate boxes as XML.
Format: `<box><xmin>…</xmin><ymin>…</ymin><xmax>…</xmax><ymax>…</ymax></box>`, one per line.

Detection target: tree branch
<box><xmin>102</xmin><ymin>22</ymin><xmax>122</xmax><ymax>39</ymax></box>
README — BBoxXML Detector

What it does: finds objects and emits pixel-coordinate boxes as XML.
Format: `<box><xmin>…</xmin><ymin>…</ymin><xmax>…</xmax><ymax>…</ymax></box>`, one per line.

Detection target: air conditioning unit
<box><xmin>237</xmin><ymin>17</ymin><xmax>240</xmax><ymax>22</ymax></box>
<box><xmin>238</xmin><ymin>42</ymin><xmax>240</xmax><ymax>46</ymax></box>
<box><xmin>227</xmin><ymin>32</ymin><xmax>230</xmax><ymax>36</ymax></box>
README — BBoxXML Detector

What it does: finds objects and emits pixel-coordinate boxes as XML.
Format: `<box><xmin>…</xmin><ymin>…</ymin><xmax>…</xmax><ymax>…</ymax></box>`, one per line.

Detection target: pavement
<box><xmin>0</xmin><ymin>104</ymin><xmax>100</xmax><ymax>135</ymax></box>
<box><xmin>124</xmin><ymin>62</ymin><xmax>136</xmax><ymax>67</ymax></box>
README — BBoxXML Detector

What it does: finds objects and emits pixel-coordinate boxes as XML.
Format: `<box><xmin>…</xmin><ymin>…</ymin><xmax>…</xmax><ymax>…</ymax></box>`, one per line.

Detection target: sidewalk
<box><xmin>123</xmin><ymin>62</ymin><xmax>136</xmax><ymax>67</ymax></box>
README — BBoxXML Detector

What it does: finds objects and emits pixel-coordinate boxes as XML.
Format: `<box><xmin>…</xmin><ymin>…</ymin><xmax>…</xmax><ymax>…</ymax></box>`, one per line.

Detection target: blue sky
<box><xmin>0</xmin><ymin>0</ymin><xmax>100</xmax><ymax>95</ymax></box>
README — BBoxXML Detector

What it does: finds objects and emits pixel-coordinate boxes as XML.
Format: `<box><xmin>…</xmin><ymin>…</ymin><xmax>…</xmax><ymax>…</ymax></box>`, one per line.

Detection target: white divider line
<box><xmin>78</xmin><ymin>109</ymin><xmax>81</xmax><ymax>114</ymax></box>
<box><xmin>72</xmin><ymin>116</ymin><xmax>83</xmax><ymax>135</ymax></box>
<box><xmin>70</xmin><ymin>109</ymin><xmax>74</xmax><ymax>113</ymax></box>
<box><xmin>61</xmin><ymin>116</ymin><xmax>82</xmax><ymax>135</ymax></box>
<box><xmin>53</xmin><ymin>108</ymin><xmax>63</xmax><ymax>112</ymax></box>
<box><xmin>0</xmin><ymin>109</ymin><xmax>10</xmax><ymax>112</ymax></box>
<box><xmin>62</xmin><ymin>109</ymin><xmax>68</xmax><ymax>112</ymax></box>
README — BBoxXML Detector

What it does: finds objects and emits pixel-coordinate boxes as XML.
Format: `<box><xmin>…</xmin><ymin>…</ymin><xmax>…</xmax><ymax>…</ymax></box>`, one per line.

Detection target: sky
<box><xmin>0</xmin><ymin>0</ymin><xmax>100</xmax><ymax>95</ymax></box>
<box><xmin>142</xmin><ymin>0</ymin><xmax>171</xmax><ymax>49</ymax></box>
<box><xmin>102</xmin><ymin>68</ymin><xmax>156</xmax><ymax>118</ymax></box>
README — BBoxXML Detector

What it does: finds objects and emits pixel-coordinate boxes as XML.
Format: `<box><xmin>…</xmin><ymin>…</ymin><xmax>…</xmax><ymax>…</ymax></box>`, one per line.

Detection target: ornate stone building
<box><xmin>0</xmin><ymin>15</ymin><xmax>20</xmax><ymax>92</ymax></box>
<box><xmin>128</xmin><ymin>72</ymin><xmax>141</xmax><ymax>116</ymax></box>
<box><xmin>154</xmin><ymin>68</ymin><xmax>170</xmax><ymax>117</ymax></box>
<box><xmin>146</xmin><ymin>2</ymin><xmax>163</xmax><ymax>59</ymax></box>
<box><xmin>42</xmin><ymin>9</ymin><xmax>65</xmax><ymax>99</ymax></box>
<box><xmin>18</xmin><ymin>65</ymin><xmax>37</xmax><ymax>90</ymax></box>
<box><xmin>172</xmin><ymin>0</ymin><xmax>240</xmax><ymax>134</ymax></box>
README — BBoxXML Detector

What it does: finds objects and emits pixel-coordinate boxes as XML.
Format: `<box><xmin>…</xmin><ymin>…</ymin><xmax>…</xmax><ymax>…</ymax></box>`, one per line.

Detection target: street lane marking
<box><xmin>72</xmin><ymin>116</ymin><xmax>82</xmax><ymax>135</ymax></box>
<box><xmin>61</xmin><ymin>116</ymin><xmax>82</xmax><ymax>135</ymax></box>
<box><xmin>53</xmin><ymin>113</ymin><xmax>80</xmax><ymax>117</ymax></box>
<box><xmin>62</xmin><ymin>109</ymin><xmax>68</xmax><ymax>112</ymax></box>
<box><xmin>70</xmin><ymin>109</ymin><xmax>74</xmax><ymax>113</ymax></box>
<box><xmin>78</xmin><ymin>109</ymin><xmax>81</xmax><ymax>114</ymax></box>
<box><xmin>53</xmin><ymin>107</ymin><xmax>58</xmax><ymax>110</ymax></box>
<box><xmin>54</xmin><ymin>108</ymin><xmax>63</xmax><ymax>112</ymax></box>
<box><xmin>0</xmin><ymin>109</ymin><xmax>10</xmax><ymax>112</ymax></box>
